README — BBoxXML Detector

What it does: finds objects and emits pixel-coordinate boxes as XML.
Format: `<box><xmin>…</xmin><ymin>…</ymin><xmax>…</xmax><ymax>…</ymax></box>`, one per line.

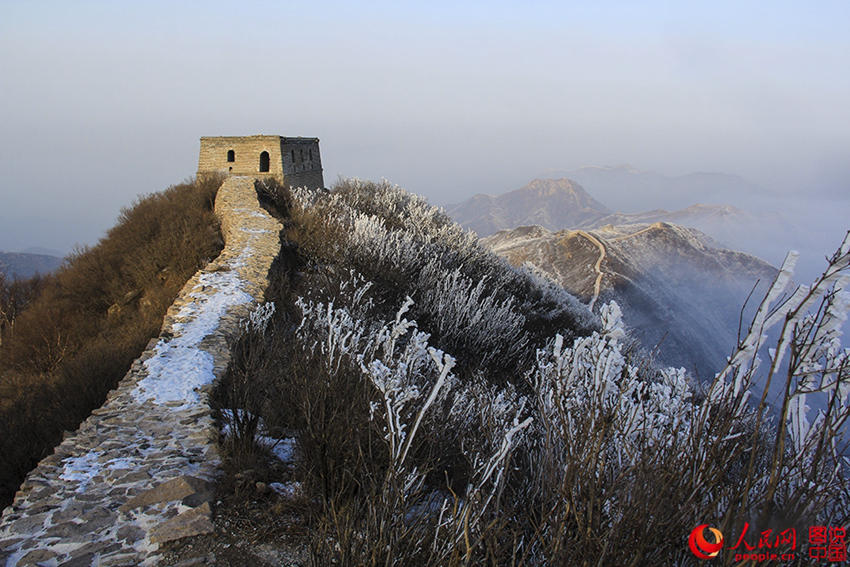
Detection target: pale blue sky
<box><xmin>1</xmin><ymin>1</ymin><xmax>848</xmax><ymax>254</ymax></box>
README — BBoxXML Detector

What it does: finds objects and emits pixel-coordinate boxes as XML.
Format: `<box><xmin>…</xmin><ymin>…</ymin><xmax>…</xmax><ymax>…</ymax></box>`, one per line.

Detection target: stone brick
<box><xmin>119</xmin><ymin>476</ymin><xmax>212</xmax><ymax>512</ymax></box>
<box><xmin>148</xmin><ymin>502</ymin><xmax>214</xmax><ymax>544</ymax></box>
<box><xmin>19</xmin><ymin>548</ymin><xmax>57</xmax><ymax>565</ymax></box>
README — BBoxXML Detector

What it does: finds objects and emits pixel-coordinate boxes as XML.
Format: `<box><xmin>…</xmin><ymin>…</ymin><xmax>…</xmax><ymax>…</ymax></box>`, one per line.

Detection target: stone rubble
<box><xmin>0</xmin><ymin>177</ymin><xmax>282</xmax><ymax>567</ymax></box>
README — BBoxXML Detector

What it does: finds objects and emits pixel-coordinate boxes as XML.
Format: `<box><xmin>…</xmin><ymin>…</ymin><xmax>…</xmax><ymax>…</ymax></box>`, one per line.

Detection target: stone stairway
<box><xmin>0</xmin><ymin>177</ymin><xmax>282</xmax><ymax>567</ymax></box>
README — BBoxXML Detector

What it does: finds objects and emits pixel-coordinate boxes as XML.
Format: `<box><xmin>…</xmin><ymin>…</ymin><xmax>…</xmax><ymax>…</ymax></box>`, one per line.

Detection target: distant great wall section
<box><xmin>0</xmin><ymin>177</ymin><xmax>282</xmax><ymax>566</ymax></box>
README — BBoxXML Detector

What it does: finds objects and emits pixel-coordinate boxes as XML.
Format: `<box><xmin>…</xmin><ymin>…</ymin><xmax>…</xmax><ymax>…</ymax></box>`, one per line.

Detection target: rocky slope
<box><xmin>484</xmin><ymin>222</ymin><xmax>778</xmax><ymax>378</ymax></box>
<box><xmin>446</xmin><ymin>178</ymin><xmax>609</xmax><ymax>236</ymax></box>
<box><xmin>579</xmin><ymin>203</ymin><xmax>790</xmax><ymax>255</ymax></box>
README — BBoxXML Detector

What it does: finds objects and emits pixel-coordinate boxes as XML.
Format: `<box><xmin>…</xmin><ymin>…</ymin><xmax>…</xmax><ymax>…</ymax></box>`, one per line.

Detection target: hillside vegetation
<box><xmin>215</xmin><ymin>179</ymin><xmax>850</xmax><ymax>565</ymax></box>
<box><xmin>0</xmin><ymin>176</ymin><xmax>223</xmax><ymax>507</ymax></box>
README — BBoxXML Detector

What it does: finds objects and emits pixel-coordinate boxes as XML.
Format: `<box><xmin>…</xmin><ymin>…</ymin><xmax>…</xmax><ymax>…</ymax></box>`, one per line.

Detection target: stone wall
<box><xmin>282</xmin><ymin>169</ymin><xmax>325</xmax><ymax>192</ymax></box>
<box><xmin>281</xmin><ymin>139</ymin><xmax>322</xmax><ymax>180</ymax></box>
<box><xmin>198</xmin><ymin>135</ymin><xmax>324</xmax><ymax>189</ymax></box>
<box><xmin>0</xmin><ymin>176</ymin><xmax>282</xmax><ymax>567</ymax></box>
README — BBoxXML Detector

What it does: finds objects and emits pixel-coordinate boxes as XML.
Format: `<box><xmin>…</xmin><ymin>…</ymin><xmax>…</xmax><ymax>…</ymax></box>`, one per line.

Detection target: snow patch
<box><xmin>262</xmin><ymin>436</ymin><xmax>295</xmax><ymax>464</ymax></box>
<box><xmin>220</xmin><ymin>409</ymin><xmax>296</xmax><ymax>464</ymax></box>
<box><xmin>133</xmin><ymin>255</ymin><xmax>253</xmax><ymax>408</ymax></box>
<box><xmin>59</xmin><ymin>451</ymin><xmax>101</xmax><ymax>492</ymax></box>
<box><xmin>269</xmin><ymin>482</ymin><xmax>301</xmax><ymax>498</ymax></box>
<box><xmin>233</xmin><ymin>207</ymin><xmax>268</xmax><ymax>219</ymax></box>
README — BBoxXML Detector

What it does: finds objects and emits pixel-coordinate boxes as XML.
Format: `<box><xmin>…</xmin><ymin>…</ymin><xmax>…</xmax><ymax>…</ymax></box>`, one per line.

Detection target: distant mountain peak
<box><xmin>447</xmin><ymin>178</ymin><xmax>610</xmax><ymax>237</ymax></box>
<box><xmin>516</xmin><ymin>178</ymin><xmax>606</xmax><ymax>204</ymax></box>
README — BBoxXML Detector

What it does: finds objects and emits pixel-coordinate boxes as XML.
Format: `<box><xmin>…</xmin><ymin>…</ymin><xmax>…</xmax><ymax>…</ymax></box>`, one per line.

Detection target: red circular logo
<box><xmin>689</xmin><ymin>524</ymin><xmax>724</xmax><ymax>559</ymax></box>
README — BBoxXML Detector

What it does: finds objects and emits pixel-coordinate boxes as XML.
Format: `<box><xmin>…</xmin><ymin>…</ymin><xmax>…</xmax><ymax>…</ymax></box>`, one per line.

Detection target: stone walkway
<box><xmin>0</xmin><ymin>177</ymin><xmax>281</xmax><ymax>567</ymax></box>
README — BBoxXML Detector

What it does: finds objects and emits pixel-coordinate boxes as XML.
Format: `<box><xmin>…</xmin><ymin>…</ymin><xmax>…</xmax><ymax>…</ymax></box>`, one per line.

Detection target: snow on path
<box><xmin>0</xmin><ymin>176</ymin><xmax>282</xmax><ymax>567</ymax></box>
<box><xmin>134</xmin><ymin>261</ymin><xmax>253</xmax><ymax>408</ymax></box>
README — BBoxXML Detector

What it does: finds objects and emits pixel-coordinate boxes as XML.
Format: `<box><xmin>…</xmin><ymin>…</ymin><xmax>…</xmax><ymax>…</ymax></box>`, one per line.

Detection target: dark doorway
<box><xmin>227</xmin><ymin>149</ymin><xmax>235</xmax><ymax>162</ymax></box>
<box><xmin>259</xmin><ymin>151</ymin><xmax>270</xmax><ymax>172</ymax></box>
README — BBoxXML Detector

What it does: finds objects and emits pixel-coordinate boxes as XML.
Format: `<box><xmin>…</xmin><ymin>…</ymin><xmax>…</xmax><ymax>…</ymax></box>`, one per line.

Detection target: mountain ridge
<box><xmin>0</xmin><ymin>251</ymin><xmax>63</xmax><ymax>279</ymax></box>
<box><xmin>447</xmin><ymin>174</ymin><xmax>789</xmax><ymax>265</ymax></box>
<box><xmin>484</xmin><ymin>221</ymin><xmax>777</xmax><ymax>376</ymax></box>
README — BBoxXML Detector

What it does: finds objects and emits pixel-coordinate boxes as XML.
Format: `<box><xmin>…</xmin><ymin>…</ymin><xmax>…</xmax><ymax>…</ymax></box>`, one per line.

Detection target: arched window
<box><xmin>309</xmin><ymin>148</ymin><xmax>313</xmax><ymax>161</ymax></box>
<box><xmin>291</xmin><ymin>149</ymin><xmax>295</xmax><ymax>162</ymax></box>
<box><xmin>259</xmin><ymin>151</ymin><xmax>270</xmax><ymax>172</ymax></box>
<box><xmin>226</xmin><ymin>149</ymin><xmax>235</xmax><ymax>162</ymax></box>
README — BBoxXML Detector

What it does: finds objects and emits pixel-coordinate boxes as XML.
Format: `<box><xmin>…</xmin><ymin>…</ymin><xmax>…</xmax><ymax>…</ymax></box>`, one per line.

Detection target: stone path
<box><xmin>0</xmin><ymin>177</ymin><xmax>281</xmax><ymax>567</ymax></box>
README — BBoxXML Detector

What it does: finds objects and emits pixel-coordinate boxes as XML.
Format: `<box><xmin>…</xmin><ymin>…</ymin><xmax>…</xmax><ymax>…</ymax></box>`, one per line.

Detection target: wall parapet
<box><xmin>0</xmin><ymin>176</ymin><xmax>281</xmax><ymax>566</ymax></box>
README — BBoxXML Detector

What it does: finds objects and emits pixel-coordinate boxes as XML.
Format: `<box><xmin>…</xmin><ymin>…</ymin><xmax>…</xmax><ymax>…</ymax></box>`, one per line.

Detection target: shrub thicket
<box><xmin>0</xmin><ymin>175</ymin><xmax>223</xmax><ymax>507</ymax></box>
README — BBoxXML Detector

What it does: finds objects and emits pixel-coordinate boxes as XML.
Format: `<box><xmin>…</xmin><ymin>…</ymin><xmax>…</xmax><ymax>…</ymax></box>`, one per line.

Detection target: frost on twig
<box><xmin>296</xmin><ymin>288</ymin><xmax>533</xmax><ymax>560</ymax></box>
<box><xmin>705</xmin><ymin>231</ymin><xmax>850</xmax><ymax>524</ymax></box>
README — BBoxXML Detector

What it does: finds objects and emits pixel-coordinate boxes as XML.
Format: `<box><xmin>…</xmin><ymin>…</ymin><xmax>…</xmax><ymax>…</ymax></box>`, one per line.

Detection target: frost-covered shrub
<box><xmin>214</xmin><ymin>302</ymin><xmax>280</xmax><ymax>469</ymax></box>
<box><xmin>267</xmin><ymin>178</ymin><xmax>850</xmax><ymax>564</ymax></box>
<box><xmin>416</xmin><ymin>261</ymin><xmax>528</xmax><ymax>370</ymax></box>
<box><xmin>287</xmin><ymin>179</ymin><xmax>595</xmax><ymax>380</ymax></box>
<box><xmin>293</xmin><ymin>292</ymin><xmax>533</xmax><ymax>564</ymax></box>
<box><xmin>524</xmin><ymin>301</ymin><xmax>698</xmax><ymax>563</ymax></box>
<box><xmin>520</xmin><ymin>261</ymin><xmax>598</xmax><ymax>331</ymax></box>
<box><xmin>519</xmin><ymin>234</ymin><xmax>850</xmax><ymax>564</ymax></box>
<box><xmin>703</xmin><ymin>234</ymin><xmax>850</xmax><ymax>528</ymax></box>
<box><xmin>532</xmin><ymin>302</ymin><xmax>694</xmax><ymax>471</ymax></box>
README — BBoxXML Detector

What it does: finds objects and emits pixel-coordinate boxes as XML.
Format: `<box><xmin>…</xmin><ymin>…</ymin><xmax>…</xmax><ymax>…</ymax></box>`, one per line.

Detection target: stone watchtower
<box><xmin>197</xmin><ymin>135</ymin><xmax>324</xmax><ymax>190</ymax></box>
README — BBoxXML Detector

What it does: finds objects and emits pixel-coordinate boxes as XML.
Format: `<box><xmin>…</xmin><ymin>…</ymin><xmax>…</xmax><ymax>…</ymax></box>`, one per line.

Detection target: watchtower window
<box><xmin>259</xmin><ymin>151</ymin><xmax>270</xmax><ymax>172</ymax></box>
<box><xmin>309</xmin><ymin>148</ymin><xmax>313</xmax><ymax>161</ymax></box>
<box><xmin>226</xmin><ymin>149</ymin><xmax>235</xmax><ymax>162</ymax></box>
<box><xmin>291</xmin><ymin>149</ymin><xmax>295</xmax><ymax>162</ymax></box>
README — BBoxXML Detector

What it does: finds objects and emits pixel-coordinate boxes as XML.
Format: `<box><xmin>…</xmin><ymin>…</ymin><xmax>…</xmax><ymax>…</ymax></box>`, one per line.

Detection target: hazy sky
<box><xmin>1</xmin><ymin>1</ymin><xmax>848</xmax><ymax>255</ymax></box>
